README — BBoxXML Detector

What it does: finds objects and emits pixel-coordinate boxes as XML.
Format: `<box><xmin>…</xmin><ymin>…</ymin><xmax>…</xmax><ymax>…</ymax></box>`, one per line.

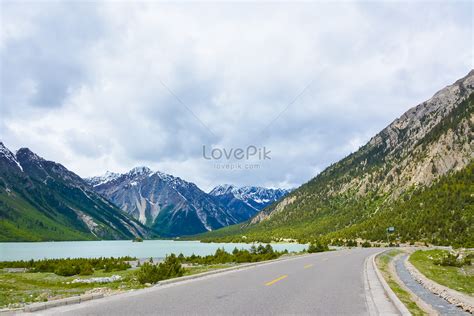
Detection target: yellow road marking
<box><xmin>304</xmin><ymin>264</ymin><xmax>313</xmax><ymax>269</ymax></box>
<box><xmin>265</xmin><ymin>275</ymin><xmax>288</xmax><ymax>286</ymax></box>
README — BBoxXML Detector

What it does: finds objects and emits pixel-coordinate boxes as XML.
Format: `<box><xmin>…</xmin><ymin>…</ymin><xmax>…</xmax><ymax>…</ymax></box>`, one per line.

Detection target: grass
<box><xmin>0</xmin><ymin>263</ymin><xmax>238</xmax><ymax>309</ymax></box>
<box><xmin>409</xmin><ymin>249</ymin><xmax>474</xmax><ymax>295</ymax></box>
<box><xmin>0</xmin><ymin>268</ymin><xmax>143</xmax><ymax>309</ymax></box>
<box><xmin>376</xmin><ymin>250</ymin><xmax>426</xmax><ymax>316</ymax></box>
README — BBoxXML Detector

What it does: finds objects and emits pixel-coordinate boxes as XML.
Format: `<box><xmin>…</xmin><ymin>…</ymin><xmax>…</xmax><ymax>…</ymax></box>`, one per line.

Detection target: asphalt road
<box><xmin>40</xmin><ymin>248</ymin><xmax>385</xmax><ymax>316</ymax></box>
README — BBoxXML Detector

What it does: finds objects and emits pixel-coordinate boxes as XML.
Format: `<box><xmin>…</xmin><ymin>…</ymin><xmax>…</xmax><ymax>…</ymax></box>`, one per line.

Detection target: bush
<box><xmin>79</xmin><ymin>262</ymin><xmax>94</xmax><ymax>275</ymax></box>
<box><xmin>361</xmin><ymin>241</ymin><xmax>371</xmax><ymax>248</ymax></box>
<box><xmin>435</xmin><ymin>253</ymin><xmax>472</xmax><ymax>267</ymax></box>
<box><xmin>104</xmin><ymin>261</ymin><xmax>131</xmax><ymax>272</ymax></box>
<box><xmin>136</xmin><ymin>254</ymin><xmax>184</xmax><ymax>284</ymax></box>
<box><xmin>54</xmin><ymin>263</ymin><xmax>80</xmax><ymax>276</ymax></box>
<box><xmin>345</xmin><ymin>240</ymin><xmax>358</xmax><ymax>247</ymax></box>
<box><xmin>307</xmin><ymin>241</ymin><xmax>329</xmax><ymax>253</ymax></box>
<box><xmin>136</xmin><ymin>262</ymin><xmax>161</xmax><ymax>284</ymax></box>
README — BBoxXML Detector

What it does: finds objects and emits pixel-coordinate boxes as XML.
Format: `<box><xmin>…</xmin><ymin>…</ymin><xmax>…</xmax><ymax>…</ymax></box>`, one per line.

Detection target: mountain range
<box><xmin>0</xmin><ymin>143</ymin><xmax>150</xmax><ymax>241</ymax></box>
<box><xmin>85</xmin><ymin>169</ymin><xmax>290</xmax><ymax>237</ymax></box>
<box><xmin>200</xmin><ymin>70</ymin><xmax>474</xmax><ymax>247</ymax></box>
<box><xmin>0</xmin><ymin>142</ymin><xmax>290</xmax><ymax>240</ymax></box>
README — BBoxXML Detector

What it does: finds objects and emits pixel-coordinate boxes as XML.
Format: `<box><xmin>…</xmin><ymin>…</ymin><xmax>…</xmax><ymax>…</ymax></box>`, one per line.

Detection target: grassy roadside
<box><xmin>0</xmin><ymin>263</ymin><xmax>237</xmax><ymax>309</ymax></box>
<box><xmin>409</xmin><ymin>249</ymin><xmax>473</xmax><ymax>295</ymax></box>
<box><xmin>376</xmin><ymin>250</ymin><xmax>426</xmax><ymax>316</ymax></box>
<box><xmin>0</xmin><ymin>268</ymin><xmax>140</xmax><ymax>309</ymax></box>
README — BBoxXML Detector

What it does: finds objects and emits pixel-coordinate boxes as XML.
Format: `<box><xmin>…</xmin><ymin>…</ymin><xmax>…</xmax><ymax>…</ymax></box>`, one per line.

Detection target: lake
<box><xmin>0</xmin><ymin>240</ymin><xmax>306</xmax><ymax>261</ymax></box>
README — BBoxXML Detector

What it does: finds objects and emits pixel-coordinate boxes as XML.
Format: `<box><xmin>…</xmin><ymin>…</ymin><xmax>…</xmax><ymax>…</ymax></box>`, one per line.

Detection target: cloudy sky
<box><xmin>1</xmin><ymin>1</ymin><xmax>472</xmax><ymax>191</ymax></box>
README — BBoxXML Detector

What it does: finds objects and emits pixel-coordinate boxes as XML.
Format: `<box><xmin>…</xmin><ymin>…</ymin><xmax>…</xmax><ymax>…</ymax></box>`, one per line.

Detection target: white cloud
<box><xmin>1</xmin><ymin>1</ymin><xmax>472</xmax><ymax>191</ymax></box>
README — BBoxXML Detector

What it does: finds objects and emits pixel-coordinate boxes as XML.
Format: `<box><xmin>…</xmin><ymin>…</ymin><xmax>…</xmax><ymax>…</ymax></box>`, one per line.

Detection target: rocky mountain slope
<box><xmin>200</xmin><ymin>70</ymin><xmax>474</xmax><ymax>247</ymax></box>
<box><xmin>0</xmin><ymin>143</ymin><xmax>150</xmax><ymax>241</ymax></box>
<box><xmin>209</xmin><ymin>185</ymin><xmax>290</xmax><ymax>222</ymax></box>
<box><xmin>86</xmin><ymin>167</ymin><xmax>240</xmax><ymax>237</ymax></box>
<box><xmin>86</xmin><ymin>169</ymin><xmax>291</xmax><ymax>237</ymax></box>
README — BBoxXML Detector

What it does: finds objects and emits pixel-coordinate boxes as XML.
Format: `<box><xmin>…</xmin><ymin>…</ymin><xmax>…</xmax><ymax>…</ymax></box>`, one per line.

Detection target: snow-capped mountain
<box><xmin>85</xmin><ymin>167</ymin><xmax>240</xmax><ymax>237</ymax></box>
<box><xmin>209</xmin><ymin>185</ymin><xmax>291</xmax><ymax>221</ymax></box>
<box><xmin>86</xmin><ymin>171</ymin><xmax>121</xmax><ymax>187</ymax></box>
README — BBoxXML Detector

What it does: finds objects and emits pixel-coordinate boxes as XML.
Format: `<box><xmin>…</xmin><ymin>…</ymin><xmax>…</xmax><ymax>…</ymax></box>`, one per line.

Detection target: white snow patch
<box><xmin>0</xmin><ymin>143</ymin><xmax>23</xmax><ymax>171</ymax></box>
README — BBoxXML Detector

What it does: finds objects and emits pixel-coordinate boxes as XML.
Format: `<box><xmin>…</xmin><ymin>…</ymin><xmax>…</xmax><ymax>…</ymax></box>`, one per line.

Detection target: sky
<box><xmin>1</xmin><ymin>1</ymin><xmax>473</xmax><ymax>191</ymax></box>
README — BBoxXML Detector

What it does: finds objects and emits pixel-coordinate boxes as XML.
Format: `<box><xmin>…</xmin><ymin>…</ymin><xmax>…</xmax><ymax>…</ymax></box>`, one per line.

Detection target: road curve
<box><xmin>38</xmin><ymin>248</ymin><xmax>388</xmax><ymax>315</ymax></box>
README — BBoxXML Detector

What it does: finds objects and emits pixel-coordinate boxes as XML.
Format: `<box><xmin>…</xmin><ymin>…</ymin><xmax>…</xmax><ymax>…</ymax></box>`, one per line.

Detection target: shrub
<box><xmin>435</xmin><ymin>253</ymin><xmax>472</xmax><ymax>267</ymax></box>
<box><xmin>345</xmin><ymin>240</ymin><xmax>358</xmax><ymax>247</ymax></box>
<box><xmin>136</xmin><ymin>254</ymin><xmax>184</xmax><ymax>284</ymax></box>
<box><xmin>307</xmin><ymin>241</ymin><xmax>329</xmax><ymax>253</ymax></box>
<box><xmin>54</xmin><ymin>263</ymin><xmax>80</xmax><ymax>276</ymax></box>
<box><xmin>157</xmin><ymin>254</ymin><xmax>184</xmax><ymax>280</ymax></box>
<box><xmin>104</xmin><ymin>261</ymin><xmax>131</xmax><ymax>272</ymax></box>
<box><xmin>361</xmin><ymin>241</ymin><xmax>371</xmax><ymax>248</ymax></box>
<box><xmin>136</xmin><ymin>262</ymin><xmax>161</xmax><ymax>284</ymax></box>
<box><xmin>79</xmin><ymin>262</ymin><xmax>94</xmax><ymax>275</ymax></box>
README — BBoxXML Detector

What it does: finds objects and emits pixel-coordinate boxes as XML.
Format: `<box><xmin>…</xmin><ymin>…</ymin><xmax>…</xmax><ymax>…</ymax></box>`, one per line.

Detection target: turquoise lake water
<box><xmin>0</xmin><ymin>240</ymin><xmax>306</xmax><ymax>261</ymax></box>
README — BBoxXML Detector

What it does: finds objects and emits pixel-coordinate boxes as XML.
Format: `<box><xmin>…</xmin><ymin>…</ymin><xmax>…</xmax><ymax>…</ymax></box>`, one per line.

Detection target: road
<box><xmin>39</xmin><ymin>248</ymin><xmax>394</xmax><ymax>315</ymax></box>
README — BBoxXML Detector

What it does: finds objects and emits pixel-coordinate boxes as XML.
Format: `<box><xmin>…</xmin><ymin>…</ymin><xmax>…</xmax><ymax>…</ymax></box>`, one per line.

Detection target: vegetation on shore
<box><xmin>0</xmin><ymin>257</ymin><xmax>134</xmax><ymax>277</ymax></box>
<box><xmin>409</xmin><ymin>249</ymin><xmax>474</xmax><ymax>295</ymax></box>
<box><xmin>135</xmin><ymin>244</ymin><xmax>291</xmax><ymax>284</ymax></box>
<box><xmin>376</xmin><ymin>250</ymin><xmax>426</xmax><ymax>316</ymax></box>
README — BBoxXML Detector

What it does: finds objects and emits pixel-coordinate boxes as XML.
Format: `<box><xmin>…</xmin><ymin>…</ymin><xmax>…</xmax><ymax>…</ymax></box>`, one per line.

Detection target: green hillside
<box><xmin>0</xmin><ymin>191</ymin><xmax>94</xmax><ymax>241</ymax></box>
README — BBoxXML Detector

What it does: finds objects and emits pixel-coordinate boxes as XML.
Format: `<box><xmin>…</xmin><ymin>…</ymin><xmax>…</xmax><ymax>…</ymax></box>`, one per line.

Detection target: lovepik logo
<box><xmin>202</xmin><ymin>145</ymin><xmax>271</xmax><ymax>161</ymax></box>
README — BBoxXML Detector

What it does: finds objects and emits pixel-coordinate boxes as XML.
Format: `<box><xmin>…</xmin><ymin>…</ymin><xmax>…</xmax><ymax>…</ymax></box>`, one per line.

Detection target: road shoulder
<box><xmin>364</xmin><ymin>251</ymin><xmax>408</xmax><ymax>315</ymax></box>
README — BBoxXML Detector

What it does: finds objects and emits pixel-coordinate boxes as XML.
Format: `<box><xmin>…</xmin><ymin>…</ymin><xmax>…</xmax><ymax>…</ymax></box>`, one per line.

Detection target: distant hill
<box><xmin>199</xmin><ymin>70</ymin><xmax>474</xmax><ymax>247</ymax></box>
<box><xmin>0</xmin><ymin>143</ymin><xmax>151</xmax><ymax>241</ymax></box>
